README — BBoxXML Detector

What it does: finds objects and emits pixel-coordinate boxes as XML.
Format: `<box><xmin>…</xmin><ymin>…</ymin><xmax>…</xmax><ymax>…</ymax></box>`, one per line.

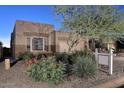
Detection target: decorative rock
<box><xmin>5</xmin><ymin>59</ymin><xmax>10</xmax><ymax>70</ymax></box>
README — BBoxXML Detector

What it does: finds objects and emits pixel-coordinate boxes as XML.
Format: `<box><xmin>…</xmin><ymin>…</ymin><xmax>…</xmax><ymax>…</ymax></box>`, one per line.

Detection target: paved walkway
<box><xmin>94</xmin><ymin>75</ymin><xmax>124</xmax><ymax>88</ymax></box>
<box><xmin>113</xmin><ymin>56</ymin><xmax>124</xmax><ymax>72</ymax></box>
<box><xmin>93</xmin><ymin>56</ymin><xmax>124</xmax><ymax>88</ymax></box>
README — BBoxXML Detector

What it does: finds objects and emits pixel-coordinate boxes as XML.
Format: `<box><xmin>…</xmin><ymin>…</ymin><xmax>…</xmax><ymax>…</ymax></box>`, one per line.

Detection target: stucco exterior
<box><xmin>11</xmin><ymin>20</ymin><xmax>86</xmax><ymax>57</ymax></box>
<box><xmin>55</xmin><ymin>31</ymin><xmax>85</xmax><ymax>52</ymax></box>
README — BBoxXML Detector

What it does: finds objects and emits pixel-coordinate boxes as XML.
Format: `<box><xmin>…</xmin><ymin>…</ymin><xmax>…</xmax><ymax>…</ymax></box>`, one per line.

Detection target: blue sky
<box><xmin>0</xmin><ymin>5</ymin><xmax>124</xmax><ymax>47</ymax></box>
<box><xmin>0</xmin><ymin>5</ymin><xmax>61</xmax><ymax>47</ymax></box>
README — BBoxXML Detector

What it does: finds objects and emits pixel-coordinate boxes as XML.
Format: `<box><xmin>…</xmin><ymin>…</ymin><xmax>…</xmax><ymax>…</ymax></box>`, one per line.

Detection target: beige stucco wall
<box><xmin>55</xmin><ymin>31</ymin><xmax>85</xmax><ymax>53</ymax></box>
<box><xmin>11</xmin><ymin>20</ymin><xmax>87</xmax><ymax>57</ymax></box>
<box><xmin>55</xmin><ymin>31</ymin><xmax>69</xmax><ymax>52</ymax></box>
<box><xmin>12</xmin><ymin>20</ymin><xmax>55</xmax><ymax>57</ymax></box>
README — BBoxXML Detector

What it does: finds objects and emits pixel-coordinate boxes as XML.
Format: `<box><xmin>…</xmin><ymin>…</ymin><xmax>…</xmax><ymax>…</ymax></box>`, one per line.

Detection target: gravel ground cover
<box><xmin>0</xmin><ymin>56</ymin><xmax>124</xmax><ymax>88</ymax></box>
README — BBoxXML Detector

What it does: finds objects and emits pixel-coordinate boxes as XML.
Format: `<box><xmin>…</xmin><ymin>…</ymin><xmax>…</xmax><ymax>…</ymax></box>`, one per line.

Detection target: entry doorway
<box><xmin>89</xmin><ymin>39</ymin><xmax>105</xmax><ymax>52</ymax></box>
<box><xmin>116</xmin><ymin>39</ymin><xmax>124</xmax><ymax>52</ymax></box>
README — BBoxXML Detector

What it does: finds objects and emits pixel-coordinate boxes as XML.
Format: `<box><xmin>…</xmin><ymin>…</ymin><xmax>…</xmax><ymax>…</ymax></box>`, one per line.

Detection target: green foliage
<box><xmin>27</xmin><ymin>57</ymin><xmax>66</xmax><ymax>84</ymax></box>
<box><xmin>55</xmin><ymin>52</ymin><xmax>70</xmax><ymax>64</ymax></box>
<box><xmin>72</xmin><ymin>50</ymin><xmax>91</xmax><ymax>57</ymax></box>
<box><xmin>19</xmin><ymin>52</ymin><xmax>33</xmax><ymax>62</ymax></box>
<box><xmin>0</xmin><ymin>41</ymin><xmax>2</xmax><ymax>46</ymax></box>
<box><xmin>55</xmin><ymin>51</ymin><xmax>94</xmax><ymax>76</ymax></box>
<box><xmin>36</xmin><ymin>53</ymin><xmax>47</xmax><ymax>60</ymax></box>
<box><xmin>55</xmin><ymin>52</ymin><xmax>74</xmax><ymax>76</ymax></box>
<box><xmin>72</xmin><ymin>53</ymin><xmax>97</xmax><ymax>78</ymax></box>
<box><xmin>55</xmin><ymin>5</ymin><xmax>124</xmax><ymax>44</ymax></box>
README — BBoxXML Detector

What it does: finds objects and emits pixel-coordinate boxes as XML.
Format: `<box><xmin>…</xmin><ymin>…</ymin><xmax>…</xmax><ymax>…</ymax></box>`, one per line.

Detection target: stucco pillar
<box><xmin>84</xmin><ymin>38</ymin><xmax>89</xmax><ymax>50</ymax></box>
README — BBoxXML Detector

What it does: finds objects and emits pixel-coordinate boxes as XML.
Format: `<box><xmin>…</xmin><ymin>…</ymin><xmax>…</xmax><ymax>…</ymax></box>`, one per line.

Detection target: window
<box><xmin>32</xmin><ymin>38</ymin><xmax>43</xmax><ymax>50</ymax></box>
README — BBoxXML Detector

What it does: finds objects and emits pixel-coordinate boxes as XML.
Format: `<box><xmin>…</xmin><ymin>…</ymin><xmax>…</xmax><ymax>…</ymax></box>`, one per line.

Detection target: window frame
<box><xmin>32</xmin><ymin>37</ymin><xmax>44</xmax><ymax>51</ymax></box>
<box><xmin>30</xmin><ymin>36</ymin><xmax>48</xmax><ymax>52</ymax></box>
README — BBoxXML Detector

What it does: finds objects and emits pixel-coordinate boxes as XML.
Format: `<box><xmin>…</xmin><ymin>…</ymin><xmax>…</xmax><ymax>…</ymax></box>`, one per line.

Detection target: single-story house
<box><xmin>11</xmin><ymin>20</ymin><xmax>124</xmax><ymax>58</ymax></box>
<box><xmin>11</xmin><ymin>20</ymin><xmax>87</xmax><ymax>57</ymax></box>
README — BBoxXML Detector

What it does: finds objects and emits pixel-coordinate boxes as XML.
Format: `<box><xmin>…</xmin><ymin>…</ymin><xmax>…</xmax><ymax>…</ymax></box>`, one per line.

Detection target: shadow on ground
<box><xmin>10</xmin><ymin>58</ymin><xmax>21</xmax><ymax>67</ymax></box>
<box><xmin>0</xmin><ymin>58</ymin><xmax>4</xmax><ymax>63</ymax></box>
<box><xmin>0</xmin><ymin>57</ymin><xmax>21</xmax><ymax>68</ymax></box>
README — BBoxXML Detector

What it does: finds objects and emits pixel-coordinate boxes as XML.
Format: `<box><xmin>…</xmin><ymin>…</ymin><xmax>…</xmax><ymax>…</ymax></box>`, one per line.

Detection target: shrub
<box><xmin>36</xmin><ymin>53</ymin><xmax>47</xmax><ymax>60</ymax></box>
<box><xmin>27</xmin><ymin>57</ymin><xmax>66</xmax><ymax>84</ymax></box>
<box><xmin>55</xmin><ymin>53</ymin><xmax>69</xmax><ymax>64</ymax></box>
<box><xmin>18</xmin><ymin>52</ymin><xmax>33</xmax><ymax>62</ymax></box>
<box><xmin>72</xmin><ymin>53</ymin><xmax>97</xmax><ymax>78</ymax></box>
<box><xmin>55</xmin><ymin>53</ymin><xmax>74</xmax><ymax>76</ymax></box>
<box><xmin>72</xmin><ymin>50</ymin><xmax>92</xmax><ymax>58</ymax></box>
<box><xmin>55</xmin><ymin>51</ymin><xmax>91</xmax><ymax>65</ymax></box>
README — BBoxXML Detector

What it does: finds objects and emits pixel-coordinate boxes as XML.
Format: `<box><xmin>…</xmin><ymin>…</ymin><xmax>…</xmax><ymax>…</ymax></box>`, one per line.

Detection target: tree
<box><xmin>0</xmin><ymin>41</ymin><xmax>2</xmax><ymax>58</ymax></box>
<box><xmin>0</xmin><ymin>41</ymin><xmax>2</xmax><ymax>46</ymax></box>
<box><xmin>67</xmin><ymin>32</ymin><xmax>80</xmax><ymax>52</ymax></box>
<box><xmin>54</xmin><ymin>5</ymin><xmax>124</xmax><ymax>50</ymax></box>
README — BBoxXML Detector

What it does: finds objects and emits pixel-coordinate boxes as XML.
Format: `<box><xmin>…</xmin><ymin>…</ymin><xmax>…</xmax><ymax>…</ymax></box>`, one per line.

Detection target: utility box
<box><xmin>5</xmin><ymin>59</ymin><xmax>10</xmax><ymax>70</ymax></box>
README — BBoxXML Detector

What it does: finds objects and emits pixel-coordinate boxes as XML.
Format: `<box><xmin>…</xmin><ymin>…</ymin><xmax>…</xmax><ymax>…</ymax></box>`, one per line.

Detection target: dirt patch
<box><xmin>0</xmin><ymin>59</ymin><xmax>124</xmax><ymax>88</ymax></box>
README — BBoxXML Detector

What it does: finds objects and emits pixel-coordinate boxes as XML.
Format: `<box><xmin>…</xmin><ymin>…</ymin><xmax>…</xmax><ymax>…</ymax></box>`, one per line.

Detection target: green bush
<box><xmin>55</xmin><ymin>53</ymin><xmax>74</xmax><ymax>76</ymax></box>
<box><xmin>72</xmin><ymin>50</ymin><xmax>92</xmax><ymax>58</ymax></box>
<box><xmin>27</xmin><ymin>57</ymin><xmax>66</xmax><ymax>84</ymax></box>
<box><xmin>72</xmin><ymin>53</ymin><xmax>97</xmax><ymax>78</ymax></box>
<box><xmin>55</xmin><ymin>53</ymin><xmax>69</xmax><ymax>63</ymax></box>
<box><xmin>36</xmin><ymin>53</ymin><xmax>48</xmax><ymax>60</ymax></box>
<box><xmin>55</xmin><ymin>51</ymin><xmax>97</xmax><ymax>78</ymax></box>
<box><xmin>55</xmin><ymin>51</ymin><xmax>94</xmax><ymax>75</ymax></box>
<box><xmin>18</xmin><ymin>52</ymin><xmax>33</xmax><ymax>62</ymax></box>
